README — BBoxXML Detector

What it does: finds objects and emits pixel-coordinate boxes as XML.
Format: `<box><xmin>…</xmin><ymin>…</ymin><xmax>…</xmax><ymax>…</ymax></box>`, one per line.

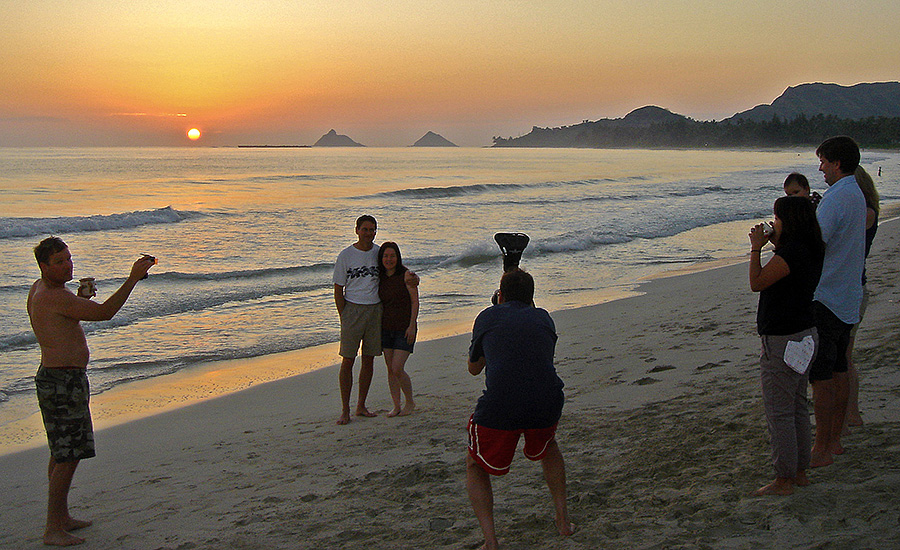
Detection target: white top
<box><xmin>333</xmin><ymin>244</ymin><xmax>381</xmax><ymax>305</ymax></box>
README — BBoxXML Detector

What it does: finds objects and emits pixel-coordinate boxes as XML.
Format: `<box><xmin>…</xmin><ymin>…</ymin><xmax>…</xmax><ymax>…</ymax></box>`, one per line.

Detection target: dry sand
<box><xmin>1</xmin><ymin>212</ymin><xmax>898</xmax><ymax>549</ymax></box>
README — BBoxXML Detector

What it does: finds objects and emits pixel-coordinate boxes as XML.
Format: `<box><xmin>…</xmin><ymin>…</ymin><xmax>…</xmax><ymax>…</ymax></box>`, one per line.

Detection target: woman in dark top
<box><xmin>846</xmin><ymin>166</ymin><xmax>880</xmax><ymax>427</ymax></box>
<box><xmin>378</xmin><ymin>242</ymin><xmax>419</xmax><ymax>417</ymax></box>
<box><xmin>749</xmin><ymin>195</ymin><xmax>825</xmax><ymax>496</ymax></box>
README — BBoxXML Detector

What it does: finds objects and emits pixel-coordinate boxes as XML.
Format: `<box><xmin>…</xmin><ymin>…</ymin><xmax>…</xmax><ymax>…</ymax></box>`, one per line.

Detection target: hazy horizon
<box><xmin>3</xmin><ymin>1</ymin><xmax>899</xmax><ymax>148</ymax></box>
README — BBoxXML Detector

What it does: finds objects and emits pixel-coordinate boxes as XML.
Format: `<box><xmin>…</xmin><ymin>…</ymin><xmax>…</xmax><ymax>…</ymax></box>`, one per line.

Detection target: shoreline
<box><xmin>2</xmin><ymin>207</ymin><xmax>896</xmax><ymax>457</ymax></box>
<box><xmin>0</xmin><ymin>250</ymin><xmax>740</xmax><ymax>458</ymax></box>
<box><xmin>1</xmin><ymin>214</ymin><xmax>898</xmax><ymax>548</ymax></box>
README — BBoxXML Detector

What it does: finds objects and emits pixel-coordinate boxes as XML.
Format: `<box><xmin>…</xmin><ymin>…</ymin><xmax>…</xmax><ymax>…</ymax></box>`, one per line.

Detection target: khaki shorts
<box><xmin>339</xmin><ymin>302</ymin><xmax>383</xmax><ymax>358</ymax></box>
<box><xmin>35</xmin><ymin>366</ymin><xmax>96</xmax><ymax>462</ymax></box>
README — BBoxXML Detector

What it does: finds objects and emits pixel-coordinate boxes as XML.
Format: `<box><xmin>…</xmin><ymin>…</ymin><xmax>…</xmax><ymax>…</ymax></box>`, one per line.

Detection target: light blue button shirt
<box><xmin>814</xmin><ymin>174</ymin><xmax>866</xmax><ymax>324</ymax></box>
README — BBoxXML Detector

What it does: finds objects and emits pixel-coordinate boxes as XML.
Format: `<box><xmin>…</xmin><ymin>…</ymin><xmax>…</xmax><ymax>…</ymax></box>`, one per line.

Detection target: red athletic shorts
<box><xmin>467</xmin><ymin>416</ymin><xmax>557</xmax><ymax>476</ymax></box>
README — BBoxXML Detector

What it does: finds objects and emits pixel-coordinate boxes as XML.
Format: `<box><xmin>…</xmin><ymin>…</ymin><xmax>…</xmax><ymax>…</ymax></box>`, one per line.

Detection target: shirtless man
<box><xmin>28</xmin><ymin>237</ymin><xmax>155</xmax><ymax>546</ymax></box>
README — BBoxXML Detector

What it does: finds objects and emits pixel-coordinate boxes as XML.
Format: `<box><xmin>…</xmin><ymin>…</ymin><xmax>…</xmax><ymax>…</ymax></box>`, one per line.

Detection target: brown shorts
<box><xmin>339</xmin><ymin>302</ymin><xmax>383</xmax><ymax>358</ymax></box>
<box><xmin>35</xmin><ymin>366</ymin><xmax>95</xmax><ymax>462</ymax></box>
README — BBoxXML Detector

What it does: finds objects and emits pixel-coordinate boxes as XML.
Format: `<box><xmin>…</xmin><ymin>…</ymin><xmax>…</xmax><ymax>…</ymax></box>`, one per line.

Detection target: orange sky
<box><xmin>2</xmin><ymin>0</ymin><xmax>898</xmax><ymax>147</ymax></box>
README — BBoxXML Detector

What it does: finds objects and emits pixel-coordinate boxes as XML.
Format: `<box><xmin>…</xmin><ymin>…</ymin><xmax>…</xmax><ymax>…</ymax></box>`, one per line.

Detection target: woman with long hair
<box><xmin>749</xmin><ymin>195</ymin><xmax>825</xmax><ymax>496</ymax></box>
<box><xmin>378</xmin><ymin>242</ymin><xmax>419</xmax><ymax>416</ymax></box>
<box><xmin>845</xmin><ymin>166</ymin><xmax>881</xmax><ymax>427</ymax></box>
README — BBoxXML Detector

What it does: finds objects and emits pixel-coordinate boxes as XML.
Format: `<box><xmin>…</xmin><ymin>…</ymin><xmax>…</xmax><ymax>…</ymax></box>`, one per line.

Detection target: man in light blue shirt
<box><xmin>808</xmin><ymin>136</ymin><xmax>866</xmax><ymax>469</ymax></box>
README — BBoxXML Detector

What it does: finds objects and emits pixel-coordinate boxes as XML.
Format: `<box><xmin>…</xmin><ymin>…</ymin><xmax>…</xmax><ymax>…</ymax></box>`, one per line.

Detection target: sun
<box><xmin>187</xmin><ymin>128</ymin><xmax>201</xmax><ymax>140</ymax></box>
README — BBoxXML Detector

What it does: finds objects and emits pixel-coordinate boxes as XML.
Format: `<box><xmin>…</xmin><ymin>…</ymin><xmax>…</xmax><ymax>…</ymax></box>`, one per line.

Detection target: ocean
<box><xmin>2</xmin><ymin>146</ymin><xmax>898</xmax><ymax>446</ymax></box>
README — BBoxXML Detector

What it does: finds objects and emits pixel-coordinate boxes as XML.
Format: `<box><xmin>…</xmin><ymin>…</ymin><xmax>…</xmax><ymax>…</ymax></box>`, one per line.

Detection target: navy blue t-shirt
<box><xmin>469</xmin><ymin>301</ymin><xmax>564</xmax><ymax>430</ymax></box>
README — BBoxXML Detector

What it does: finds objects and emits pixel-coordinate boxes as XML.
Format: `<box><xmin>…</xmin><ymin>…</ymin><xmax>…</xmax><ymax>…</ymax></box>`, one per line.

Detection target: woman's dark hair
<box><xmin>378</xmin><ymin>241</ymin><xmax>407</xmax><ymax>278</ymax></box>
<box><xmin>773</xmin><ymin>196</ymin><xmax>824</xmax><ymax>258</ymax></box>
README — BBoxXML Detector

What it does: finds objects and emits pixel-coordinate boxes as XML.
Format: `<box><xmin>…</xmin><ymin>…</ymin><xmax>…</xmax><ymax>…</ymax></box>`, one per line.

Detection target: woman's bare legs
<box><xmin>384</xmin><ymin>348</ymin><xmax>415</xmax><ymax>417</ymax></box>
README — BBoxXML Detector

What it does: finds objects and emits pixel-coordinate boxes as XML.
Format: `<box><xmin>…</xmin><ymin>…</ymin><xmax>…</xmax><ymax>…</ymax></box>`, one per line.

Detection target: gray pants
<box><xmin>759</xmin><ymin>328</ymin><xmax>817</xmax><ymax>479</ymax></box>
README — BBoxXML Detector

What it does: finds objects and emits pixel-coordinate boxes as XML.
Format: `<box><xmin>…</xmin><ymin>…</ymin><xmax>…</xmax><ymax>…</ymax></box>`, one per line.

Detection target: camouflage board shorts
<box><xmin>35</xmin><ymin>366</ymin><xmax>96</xmax><ymax>462</ymax></box>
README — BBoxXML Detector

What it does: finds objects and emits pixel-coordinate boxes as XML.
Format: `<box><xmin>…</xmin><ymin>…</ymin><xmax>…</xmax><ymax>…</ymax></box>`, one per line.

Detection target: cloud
<box><xmin>0</xmin><ymin>116</ymin><xmax>69</xmax><ymax>123</ymax></box>
<box><xmin>108</xmin><ymin>113</ymin><xmax>188</xmax><ymax>118</ymax></box>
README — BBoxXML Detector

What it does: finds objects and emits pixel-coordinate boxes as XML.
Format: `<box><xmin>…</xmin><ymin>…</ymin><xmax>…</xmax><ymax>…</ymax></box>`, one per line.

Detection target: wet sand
<box><xmin>1</xmin><ymin>211</ymin><xmax>898</xmax><ymax>549</ymax></box>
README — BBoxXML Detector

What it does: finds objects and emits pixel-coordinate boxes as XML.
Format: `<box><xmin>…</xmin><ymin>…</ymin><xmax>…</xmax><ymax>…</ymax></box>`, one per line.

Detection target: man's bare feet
<box><xmin>337</xmin><ymin>412</ymin><xmax>351</xmax><ymax>425</ymax></box>
<box><xmin>43</xmin><ymin>529</ymin><xmax>85</xmax><ymax>546</ymax></box>
<box><xmin>355</xmin><ymin>407</ymin><xmax>377</xmax><ymax>418</ymax></box>
<box><xmin>753</xmin><ymin>478</ymin><xmax>794</xmax><ymax>496</ymax></box>
<box><xmin>398</xmin><ymin>402</ymin><xmax>415</xmax><ymax>416</ymax></box>
<box><xmin>792</xmin><ymin>471</ymin><xmax>810</xmax><ymax>487</ymax></box>
<box><xmin>810</xmin><ymin>450</ymin><xmax>833</xmax><ymax>468</ymax></box>
<box><xmin>63</xmin><ymin>518</ymin><xmax>92</xmax><ymax>531</ymax></box>
<box><xmin>386</xmin><ymin>407</ymin><xmax>401</xmax><ymax>418</ymax></box>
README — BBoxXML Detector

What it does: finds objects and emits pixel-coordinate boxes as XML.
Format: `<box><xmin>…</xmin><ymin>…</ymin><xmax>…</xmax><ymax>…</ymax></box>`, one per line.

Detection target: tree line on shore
<box><xmin>492</xmin><ymin>114</ymin><xmax>900</xmax><ymax>149</ymax></box>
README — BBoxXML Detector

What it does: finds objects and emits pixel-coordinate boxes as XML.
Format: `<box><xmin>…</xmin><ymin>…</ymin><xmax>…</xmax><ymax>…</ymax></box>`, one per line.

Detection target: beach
<box><xmin>1</xmin><ymin>211</ymin><xmax>898</xmax><ymax>549</ymax></box>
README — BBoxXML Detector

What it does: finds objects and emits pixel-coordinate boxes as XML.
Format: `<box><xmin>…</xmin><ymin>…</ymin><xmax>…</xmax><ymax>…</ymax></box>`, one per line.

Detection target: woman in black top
<box><xmin>378</xmin><ymin>242</ymin><xmax>419</xmax><ymax>417</ymax></box>
<box><xmin>749</xmin><ymin>195</ymin><xmax>824</xmax><ymax>496</ymax></box>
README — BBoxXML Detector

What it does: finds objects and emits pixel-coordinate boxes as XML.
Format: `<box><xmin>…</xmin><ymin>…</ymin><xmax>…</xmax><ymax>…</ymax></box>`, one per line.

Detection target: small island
<box><xmin>314</xmin><ymin>129</ymin><xmax>365</xmax><ymax>147</ymax></box>
<box><xmin>411</xmin><ymin>131</ymin><xmax>458</xmax><ymax>147</ymax></box>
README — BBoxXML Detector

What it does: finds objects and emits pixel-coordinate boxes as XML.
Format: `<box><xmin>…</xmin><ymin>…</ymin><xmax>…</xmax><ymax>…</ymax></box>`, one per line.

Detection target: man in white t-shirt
<box><xmin>333</xmin><ymin>215</ymin><xmax>383</xmax><ymax>425</ymax></box>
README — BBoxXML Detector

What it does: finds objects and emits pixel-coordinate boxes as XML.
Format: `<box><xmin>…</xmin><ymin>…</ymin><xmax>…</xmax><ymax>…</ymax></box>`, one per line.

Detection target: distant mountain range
<box><xmin>728</xmin><ymin>82</ymin><xmax>900</xmax><ymax>122</ymax></box>
<box><xmin>493</xmin><ymin>81</ymin><xmax>900</xmax><ymax>148</ymax></box>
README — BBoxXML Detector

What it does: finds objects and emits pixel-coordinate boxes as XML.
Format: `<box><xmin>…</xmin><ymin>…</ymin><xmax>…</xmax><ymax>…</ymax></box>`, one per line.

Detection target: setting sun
<box><xmin>187</xmin><ymin>128</ymin><xmax>201</xmax><ymax>140</ymax></box>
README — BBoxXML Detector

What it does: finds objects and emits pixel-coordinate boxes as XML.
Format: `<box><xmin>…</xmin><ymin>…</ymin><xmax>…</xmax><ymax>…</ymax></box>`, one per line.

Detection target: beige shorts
<box><xmin>339</xmin><ymin>302</ymin><xmax>383</xmax><ymax>358</ymax></box>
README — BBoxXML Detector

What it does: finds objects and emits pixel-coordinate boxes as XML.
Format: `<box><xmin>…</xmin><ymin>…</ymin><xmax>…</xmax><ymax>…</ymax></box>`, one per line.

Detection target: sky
<box><xmin>1</xmin><ymin>0</ymin><xmax>899</xmax><ymax>147</ymax></box>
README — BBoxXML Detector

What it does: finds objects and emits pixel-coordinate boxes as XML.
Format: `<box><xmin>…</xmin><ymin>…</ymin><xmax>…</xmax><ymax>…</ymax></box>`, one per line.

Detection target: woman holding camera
<box><xmin>749</xmin><ymin>195</ymin><xmax>825</xmax><ymax>496</ymax></box>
